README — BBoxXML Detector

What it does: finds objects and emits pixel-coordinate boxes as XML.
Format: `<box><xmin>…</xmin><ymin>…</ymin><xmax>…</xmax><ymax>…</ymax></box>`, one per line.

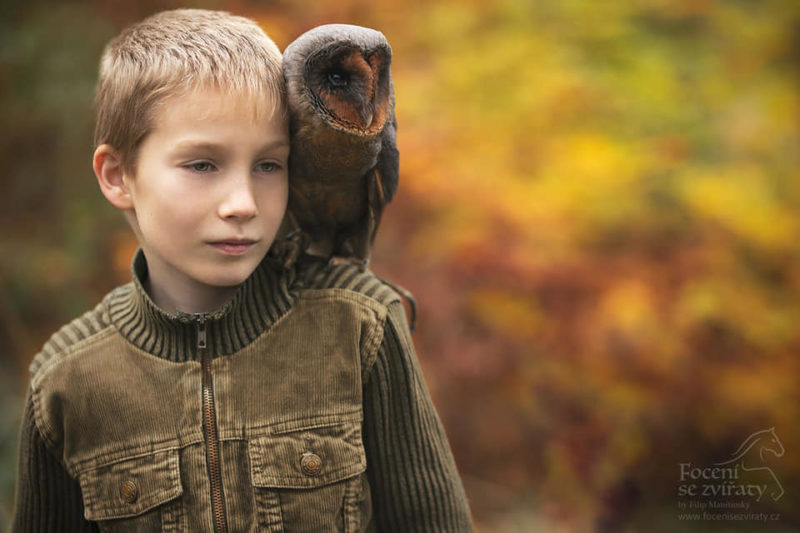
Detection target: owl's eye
<box><xmin>327</xmin><ymin>69</ymin><xmax>349</xmax><ymax>88</ymax></box>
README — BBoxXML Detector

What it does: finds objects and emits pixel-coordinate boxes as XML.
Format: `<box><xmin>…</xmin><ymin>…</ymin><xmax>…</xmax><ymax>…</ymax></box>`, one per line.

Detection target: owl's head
<box><xmin>283</xmin><ymin>24</ymin><xmax>393</xmax><ymax>136</ymax></box>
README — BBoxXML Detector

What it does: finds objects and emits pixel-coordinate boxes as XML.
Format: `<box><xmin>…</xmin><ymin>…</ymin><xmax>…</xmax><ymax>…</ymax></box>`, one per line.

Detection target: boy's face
<box><xmin>121</xmin><ymin>86</ymin><xmax>289</xmax><ymax>312</ymax></box>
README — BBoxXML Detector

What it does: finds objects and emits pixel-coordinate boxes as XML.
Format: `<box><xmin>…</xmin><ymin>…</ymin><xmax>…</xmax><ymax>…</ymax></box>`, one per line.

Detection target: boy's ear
<box><xmin>93</xmin><ymin>144</ymin><xmax>133</xmax><ymax>210</ymax></box>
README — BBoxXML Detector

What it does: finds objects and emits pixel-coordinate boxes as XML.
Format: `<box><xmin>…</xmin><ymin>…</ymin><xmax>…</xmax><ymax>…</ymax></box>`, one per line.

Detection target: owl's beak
<box><xmin>359</xmin><ymin>108</ymin><xmax>374</xmax><ymax>130</ymax></box>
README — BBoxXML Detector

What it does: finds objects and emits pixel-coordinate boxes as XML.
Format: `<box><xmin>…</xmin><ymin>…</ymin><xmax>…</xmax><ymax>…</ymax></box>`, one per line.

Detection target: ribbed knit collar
<box><xmin>106</xmin><ymin>249</ymin><xmax>296</xmax><ymax>362</ymax></box>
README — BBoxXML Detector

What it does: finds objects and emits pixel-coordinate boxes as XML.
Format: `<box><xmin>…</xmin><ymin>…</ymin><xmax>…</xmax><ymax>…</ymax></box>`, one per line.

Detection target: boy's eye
<box><xmin>256</xmin><ymin>162</ymin><xmax>279</xmax><ymax>173</ymax></box>
<box><xmin>187</xmin><ymin>161</ymin><xmax>214</xmax><ymax>172</ymax></box>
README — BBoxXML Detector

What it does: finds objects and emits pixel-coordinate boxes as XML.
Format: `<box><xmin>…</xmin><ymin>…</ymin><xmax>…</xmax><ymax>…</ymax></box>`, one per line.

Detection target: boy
<box><xmin>12</xmin><ymin>9</ymin><xmax>473</xmax><ymax>532</ymax></box>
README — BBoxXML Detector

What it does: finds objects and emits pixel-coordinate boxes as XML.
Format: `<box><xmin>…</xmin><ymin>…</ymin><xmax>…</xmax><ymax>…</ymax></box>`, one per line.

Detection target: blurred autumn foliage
<box><xmin>2</xmin><ymin>0</ymin><xmax>799</xmax><ymax>530</ymax></box>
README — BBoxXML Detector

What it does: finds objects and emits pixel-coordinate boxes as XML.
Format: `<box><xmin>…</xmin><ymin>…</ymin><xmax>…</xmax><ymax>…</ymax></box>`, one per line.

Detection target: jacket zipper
<box><xmin>197</xmin><ymin>317</ymin><xmax>229</xmax><ymax>533</ymax></box>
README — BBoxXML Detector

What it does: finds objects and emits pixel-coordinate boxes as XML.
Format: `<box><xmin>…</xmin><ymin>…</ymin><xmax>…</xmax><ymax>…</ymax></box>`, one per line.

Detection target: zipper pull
<box><xmin>196</xmin><ymin>315</ymin><xmax>207</xmax><ymax>350</ymax></box>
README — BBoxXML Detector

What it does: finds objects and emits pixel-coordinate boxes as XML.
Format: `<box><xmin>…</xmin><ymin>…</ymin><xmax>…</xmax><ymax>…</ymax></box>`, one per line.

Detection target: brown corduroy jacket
<box><xmin>12</xmin><ymin>251</ymin><xmax>473</xmax><ymax>532</ymax></box>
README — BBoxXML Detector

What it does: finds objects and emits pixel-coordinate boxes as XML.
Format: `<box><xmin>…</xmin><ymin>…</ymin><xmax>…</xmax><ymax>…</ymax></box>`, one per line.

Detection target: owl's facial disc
<box><xmin>308</xmin><ymin>46</ymin><xmax>390</xmax><ymax>134</ymax></box>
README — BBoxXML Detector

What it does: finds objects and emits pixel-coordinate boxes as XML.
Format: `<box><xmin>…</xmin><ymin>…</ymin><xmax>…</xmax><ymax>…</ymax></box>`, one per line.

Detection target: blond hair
<box><xmin>94</xmin><ymin>9</ymin><xmax>285</xmax><ymax>171</ymax></box>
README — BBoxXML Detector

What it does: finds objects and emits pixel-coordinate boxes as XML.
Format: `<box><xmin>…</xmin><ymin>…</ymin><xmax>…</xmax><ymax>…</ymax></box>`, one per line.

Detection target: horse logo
<box><xmin>714</xmin><ymin>427</ymin><xmax>784</xmax><ymax>501</ymax></box>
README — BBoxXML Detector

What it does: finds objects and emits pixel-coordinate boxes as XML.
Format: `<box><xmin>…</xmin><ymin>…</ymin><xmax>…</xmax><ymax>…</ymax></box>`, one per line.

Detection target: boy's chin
<box><xmin>191</xmin><ymin>257</ymin><xmax>265</xmax><ymax>289</ymax></box>
<box><xmin>200</xmin><ymin>266</ymin><xmax>260</xmax><ymax>288</ymax></box>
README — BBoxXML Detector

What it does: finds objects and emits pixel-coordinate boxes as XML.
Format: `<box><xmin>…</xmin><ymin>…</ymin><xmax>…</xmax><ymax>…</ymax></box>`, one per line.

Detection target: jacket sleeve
<box><xmin>12</xmin><ymin>392</ymin><xmax>98</xmax><ymax>533</ymax></box>
<box><xmin>362</xmin><ymin>300</ymin><xmax>474</xmax><ymax>532</ymax></box>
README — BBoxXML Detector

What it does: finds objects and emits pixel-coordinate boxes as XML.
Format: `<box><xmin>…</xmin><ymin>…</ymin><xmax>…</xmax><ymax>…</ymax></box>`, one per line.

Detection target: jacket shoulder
<box><xmin>29</xmin><ymin>288</ymin><xmax>119</xmax><ymax>379</ymax></box>
<box><xmin>293</xmin><ymin>259</ymin><xmax>404</xmax><ymax>381</ymax></box>
<box><xmin>296</xmin><ymin>258</ymin><xmax>402</xmax><ymax>308</ymax></box>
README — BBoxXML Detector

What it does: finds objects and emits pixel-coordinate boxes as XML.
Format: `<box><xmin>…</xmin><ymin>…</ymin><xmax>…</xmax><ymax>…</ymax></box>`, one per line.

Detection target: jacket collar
<box><xmin>106</xmin><ymin>249</ymin><xmax>296</xmax><ymax>362</ymax></box>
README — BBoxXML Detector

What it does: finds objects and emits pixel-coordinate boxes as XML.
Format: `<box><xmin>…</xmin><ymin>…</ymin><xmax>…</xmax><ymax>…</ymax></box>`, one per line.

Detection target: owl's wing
<box><xmin>364</xmin><ymin>112</ymin><xmax>399</xmax><ymax>249</ymax></box>
<box><xmin>375</xmin><ymin>113</ymin><xmax>399</xmax><ymax>205</ymax></box>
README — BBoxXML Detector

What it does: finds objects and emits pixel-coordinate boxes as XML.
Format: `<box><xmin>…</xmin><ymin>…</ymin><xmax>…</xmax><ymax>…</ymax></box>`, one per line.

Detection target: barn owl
<box><xmin>281</xmin><ymin>24</ymin><xmax>416</xmax><ymax>329</ymax></box>
<box><xmin>282</xmin><ymin>23</ymin><xmax>398</xmax><ymax>267</ymax></box>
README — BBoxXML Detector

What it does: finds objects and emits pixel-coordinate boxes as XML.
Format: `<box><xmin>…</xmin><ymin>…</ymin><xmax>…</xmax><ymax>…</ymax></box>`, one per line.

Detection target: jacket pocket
<box><xmin>249</xmin><ymin>420</ymin><xmax>370</xmax><ymax>533</ymax></box>
<box><xmin>78</xmin><ymin>448</ymin><xmax>184</xmax><ymax>532</ymax></box>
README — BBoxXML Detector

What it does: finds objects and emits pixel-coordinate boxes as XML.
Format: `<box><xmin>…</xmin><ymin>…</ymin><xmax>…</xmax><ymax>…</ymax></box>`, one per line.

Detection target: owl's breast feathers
<box><xmin>291</xmin><ymin>119</ymin><xmax>382</xmax><ymax>180</ymax></box>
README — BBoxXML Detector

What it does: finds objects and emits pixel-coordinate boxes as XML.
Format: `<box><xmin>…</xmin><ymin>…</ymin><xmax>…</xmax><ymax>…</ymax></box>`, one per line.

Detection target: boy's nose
<box><xmin>218</xmin><ymin>175</ymin><xmax>258</xmax><ymax>220</ymax></box>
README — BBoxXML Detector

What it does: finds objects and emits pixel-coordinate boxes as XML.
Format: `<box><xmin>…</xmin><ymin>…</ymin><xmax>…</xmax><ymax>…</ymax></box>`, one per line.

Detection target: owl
<box><xmin>280</xmin><ymin>24</ymin><xmax>416</xmax><ymax>329</ymax></box>
<box><xmin>281</xmin><ymin>23</ymin><xmax>399</xmax><ymax>269</ymax></box>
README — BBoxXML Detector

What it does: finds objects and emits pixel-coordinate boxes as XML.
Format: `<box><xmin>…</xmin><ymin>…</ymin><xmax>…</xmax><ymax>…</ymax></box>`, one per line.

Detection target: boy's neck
<box><xmin>143</xmin><ymin>275</ymin><xmax>238</xmax><ymax>315</ymax></box>
<box><xmin>138</xmin><ymin>255</ymin><xmax>240</xmax><ymax>315</ymax></box>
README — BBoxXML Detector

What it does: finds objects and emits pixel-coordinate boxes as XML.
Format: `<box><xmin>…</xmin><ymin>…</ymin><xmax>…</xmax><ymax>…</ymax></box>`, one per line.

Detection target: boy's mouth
<box><xmin>208</xmin><ymin>239</ymin><xmax>259</xmax><ymax>256</ymax></box>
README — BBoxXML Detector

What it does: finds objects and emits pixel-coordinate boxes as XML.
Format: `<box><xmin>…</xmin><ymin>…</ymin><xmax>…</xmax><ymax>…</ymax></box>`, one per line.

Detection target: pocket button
<box><xmin>119</xmin><ymin>480</ymin><xmax>139</xmax><ymax>503</ymax></box>
<box><xmin>300</xmin><ymin>452</ymin><xmax>323</xmax><ymax>477</ymax></box>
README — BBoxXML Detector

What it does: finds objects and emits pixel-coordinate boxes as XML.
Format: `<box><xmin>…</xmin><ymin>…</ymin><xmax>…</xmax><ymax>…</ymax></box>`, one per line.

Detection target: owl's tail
<box><xmin>374</xmin><ymin>275</ymin><xmax>418</xmax><ymax>333</ymax></box>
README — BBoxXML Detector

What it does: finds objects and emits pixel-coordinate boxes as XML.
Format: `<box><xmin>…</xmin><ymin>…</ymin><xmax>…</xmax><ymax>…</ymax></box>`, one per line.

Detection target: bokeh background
<box><xmin>2</xmin><ymin>0</ymin><xmax>799</xmax><ymax>531</ymax></box>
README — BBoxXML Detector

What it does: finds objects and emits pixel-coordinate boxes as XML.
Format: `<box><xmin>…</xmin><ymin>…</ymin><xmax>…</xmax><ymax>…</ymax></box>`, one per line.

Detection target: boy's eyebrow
<box><xmin>261</xmin><ymin>139</ymin><xmax>291</xmax><ymax>151</ymax></box>
<box><xmin>172</xmin><ymin>139</ymin><xmax>290</xmax><ymax>153</ymax></box>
